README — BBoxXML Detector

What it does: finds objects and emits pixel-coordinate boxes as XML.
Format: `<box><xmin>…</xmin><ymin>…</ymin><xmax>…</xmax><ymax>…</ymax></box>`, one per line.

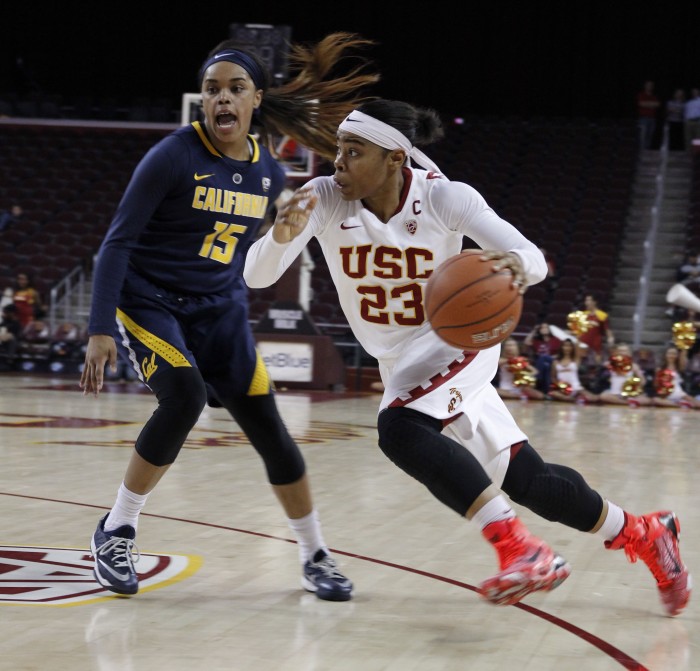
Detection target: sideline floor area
<box><xmin>0</xmin><ymin>373</ymin><xmax>696</xmax><ymax>670</ymax></box>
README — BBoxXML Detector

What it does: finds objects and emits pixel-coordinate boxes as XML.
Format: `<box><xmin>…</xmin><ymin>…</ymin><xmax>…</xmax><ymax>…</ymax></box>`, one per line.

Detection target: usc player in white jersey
<box><xmin>244</xmin><ymin>99</ymin><xmax>690</xmax><ymax>615</ymax></box>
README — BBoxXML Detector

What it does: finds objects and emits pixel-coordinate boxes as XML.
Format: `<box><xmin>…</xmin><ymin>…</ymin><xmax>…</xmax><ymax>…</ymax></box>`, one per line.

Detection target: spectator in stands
<box><xmin>636</xmin><ymin>80</ymin><xmax>660</xmax><ymax>150</ymax></box>
<box><xmin>79</xmin><ymin>32</ymin><xmax>379</xmax><ymax>600</ymax></box>
<box><xmin>676</xmin><ymin>250</ymin><xmax>700</xmax><ymax>289</ymax></box>
<box><xmin>549</xmin><ymin>338</ymin><xmax>600</xmax><ymax>404</ymax></box>
<box><xmin>495</xmin><ymin>337</ymin><xmax>546</xmax><ymax>401</ymax></box>
<box><xmin>684</xmin><ymin>88</ymin><xmax>700</xmax><ymax>150</ymax></box>
<box><xmin>665</xmin><ymin>88</ymin><xmax>686</xmax><ymax>151</ymax></box>
<box><xmin>245</xmin><ymin>97</ymin><xmax>691</xmax><ymax>616</ymax></box>
<box><xmin>651</xmin><ymin>345</ymin><xmax>699</xmax><ymax>408</ymax></box>
<box><xmin>523</xmin><ymin>322</ymin><xmax>561</xmax><ymax>394</ymax></box>
<box><xmin>0</xmin><ymin>204</ymin><xmax>22</xmax><ymax>232</ymax></box>
<box><xmin>12</xmin><ymin>272</ymin><xmax>45</xmax><ymax>328</ymax></box>
<box><xmin>685</xmin><ymin>338</ymin><xmax>700</xmax><ymax>398</ymax></box>
<box><xmin>0</xmin><ymin>303</ymin><xmax>22</xmax><ymax>369</ymax></box>
<box><xmin>0</xmin><ymin>287</ymin><xmax>13</xmax><ymax>312</ymax></box>
<box><xmin>578</xmin><ymin>294</ymin><xmax>615</xmax><ymax>365</ymax></box>
<box><xmin>634</xmin><ymin>346</ymin><xmax>658</xmax><ymax>397</ymax></box>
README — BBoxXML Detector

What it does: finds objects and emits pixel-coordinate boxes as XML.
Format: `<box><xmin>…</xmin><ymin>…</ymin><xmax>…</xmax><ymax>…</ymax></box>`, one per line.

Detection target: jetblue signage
<box><xmin>258</xmin><ymin>341</ymin><xmax>313</xmax><ymax>382</ymax></box>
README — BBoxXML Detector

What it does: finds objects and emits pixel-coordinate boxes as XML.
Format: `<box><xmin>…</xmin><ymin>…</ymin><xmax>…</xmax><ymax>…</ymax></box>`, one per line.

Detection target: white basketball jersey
<box><xmin>246</xmin><ymin>168</ymin><xmax>546</xmax><ymax>370</ymax></box>
<box><xmin>245</xmin><ymin>168</ymin><xmax>545</xmax><ymax>476</ymax></box>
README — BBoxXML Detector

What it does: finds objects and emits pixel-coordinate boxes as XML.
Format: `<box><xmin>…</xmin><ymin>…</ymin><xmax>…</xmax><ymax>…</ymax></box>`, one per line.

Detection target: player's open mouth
<box><xmin>216</xmin><ymin>112</ymin><xmax>236</xmax><ymax>128</ymax></box>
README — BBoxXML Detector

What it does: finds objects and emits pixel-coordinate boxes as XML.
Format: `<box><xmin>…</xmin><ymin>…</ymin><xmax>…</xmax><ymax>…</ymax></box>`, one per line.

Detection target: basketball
<box><xmin>425</xmin><ymin>250</ymin><xmax>523</xmax><ymax>350</ymax></box>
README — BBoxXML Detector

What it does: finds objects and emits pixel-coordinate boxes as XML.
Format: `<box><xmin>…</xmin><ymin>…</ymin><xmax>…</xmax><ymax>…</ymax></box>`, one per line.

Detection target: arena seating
<box><xmin>303</xmin><ymin>116</ymin><xmax>638</xmax><ymax>335</ymax></box>
<box><xmin>687</xmin><ymin>153</ymin><xmax>700</xmax><ymax>250</ymax></box>
<box><xmin>0</xmin><ymin>116</ymin><xmax>638</xmax><ymax>366</ymax></box>
<box><xmin>0</xmin><ymin>124</ymin><xmax>171</xmax><ymax>297</ymax></box>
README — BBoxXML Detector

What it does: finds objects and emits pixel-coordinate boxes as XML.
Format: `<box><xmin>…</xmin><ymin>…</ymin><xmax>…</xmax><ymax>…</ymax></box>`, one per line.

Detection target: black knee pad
<box><xmin>504</xmin><ymin>443</ymin><xmax>603</xmax><ymax>531</ymax></box>
<box><xmin>220</xmin><ymin>393</ymin><xmax>305</xmax><ymax>485</ymax></box>
<box><xmin>378</xmin><ymin>406</ymin><xmax>443</xmax><ymax>449</ymax></box>
<box><xmin>515</xmin><ymin>470</ymin><xmax>577</xmax><ymax>523</ymax></box>
<box><xmin>377</xmin><ymin>407</ymin><xmax>445</xmax><ymax>477</ymax></box>
<box><xmin>135</xmin><ymin>366</ymin><xmax>207</xmax><ymax>466</ymax></box>
<box><xmin>378</xmin><ymin>407</ymin><xmax>492</xmax><ymax>516</ymax></box>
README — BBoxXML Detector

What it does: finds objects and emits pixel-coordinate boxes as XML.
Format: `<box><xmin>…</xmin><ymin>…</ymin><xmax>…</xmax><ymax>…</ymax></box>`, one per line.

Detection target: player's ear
<box><xmin>388</xmin><ymin>149</ymin><xmax>406</xmax><ymax>169</ymax></box>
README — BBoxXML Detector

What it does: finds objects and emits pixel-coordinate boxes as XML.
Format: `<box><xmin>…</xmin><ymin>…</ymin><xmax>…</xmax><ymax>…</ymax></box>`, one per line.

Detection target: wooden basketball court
<box><xmin>0</xmin><ymin>372</ymin><xmax>696</xmax><ymax>670</ymax></box>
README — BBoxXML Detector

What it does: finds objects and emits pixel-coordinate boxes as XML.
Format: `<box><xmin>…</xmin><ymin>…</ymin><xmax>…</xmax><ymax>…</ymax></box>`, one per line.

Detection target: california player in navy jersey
<box><xmin>81</xmin><ymin>34</ymin><xmax>379</xmax><ymax>600</ymax></box>
<box><xmin>244</xmin><ymin>99</ymin><xmax>690</xmax><ymax>615</ymax></box>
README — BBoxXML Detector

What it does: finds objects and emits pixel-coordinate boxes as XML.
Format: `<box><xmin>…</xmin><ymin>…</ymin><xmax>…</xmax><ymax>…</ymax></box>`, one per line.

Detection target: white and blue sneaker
<box><xmin>302</xmin><ymin>549</ymin><xmax>353</xmax><ymax>601</ymax></box>
<box><xmin>90</xmin><ymin>514</ymin><xmax>139</xmax><ymax>595</ymax></box>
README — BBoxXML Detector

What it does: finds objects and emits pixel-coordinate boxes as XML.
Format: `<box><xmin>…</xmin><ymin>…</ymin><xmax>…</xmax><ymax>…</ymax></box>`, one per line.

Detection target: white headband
<box><xmin>338</xmin><ymin>110</ymin><xmax>442</xmax><ymax>174</ymax></box>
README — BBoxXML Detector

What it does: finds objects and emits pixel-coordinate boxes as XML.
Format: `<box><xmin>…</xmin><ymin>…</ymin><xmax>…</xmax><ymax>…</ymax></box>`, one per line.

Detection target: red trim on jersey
<box><xmin>394</xmin><ymin>167</ymin><xmax>414</xmax><ymax>215</ymax></box>
<box><xmin>510</xmin><ymin>441</ymin><xmax>525</xmax><ymax>460</ymax></box>
<box><xmin>387</xmin><ymin>351</ymin><xmax>478</xmax><ymax>408</ymax></box>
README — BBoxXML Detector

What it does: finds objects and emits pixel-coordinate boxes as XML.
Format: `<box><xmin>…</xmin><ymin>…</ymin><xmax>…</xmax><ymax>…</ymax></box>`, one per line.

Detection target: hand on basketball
<box><xmin>480</xmin><ymin>250</ymin><xmax>527</xmax><ymax>293</ymax></box>
<box><xmin>272</xmin><ymin>186</ymin><xmax>318</xmax><ymax>243</ymax></box>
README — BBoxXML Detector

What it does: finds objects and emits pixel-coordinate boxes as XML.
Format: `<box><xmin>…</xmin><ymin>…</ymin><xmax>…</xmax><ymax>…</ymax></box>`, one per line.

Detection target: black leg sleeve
<box><xmin>502</xmin><ymin>442</ymin><xmax>604</xmax><ymax>531</ymax></box>
<box><xmin>377</xmin><ymin>407</ymin><xmax>493</xmax><ymax>517</ymax></box>
<box><xmin>135</xmin><ymin>366</ymin><xmax>208</xmax><ymax>466</ymax></box>
<box><xmin>219</xmin><ymin>393</ymin><xmax>305</xmax><ymax>485</ymax></box>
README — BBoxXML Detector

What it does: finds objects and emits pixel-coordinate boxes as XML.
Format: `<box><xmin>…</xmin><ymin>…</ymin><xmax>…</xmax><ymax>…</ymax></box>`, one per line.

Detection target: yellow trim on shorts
<box><xmin>116</xmin><ymin>308</ymin><xmax>192</xmax><ymax>367</ymax></box>
<box><xmin>248</xmin><ymin>350</ymin><xmax>273</xmax><ymax>396</ymax></box>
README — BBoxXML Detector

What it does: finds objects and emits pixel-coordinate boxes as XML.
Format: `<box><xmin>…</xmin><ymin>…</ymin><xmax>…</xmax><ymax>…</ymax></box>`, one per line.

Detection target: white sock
<box><xmin>596</xmin><ymin>500</ymin><xmax>625</xmax><ymax>542</ymax></box>
<box><xmin>104</xmin><ymin>483</ymin><xmax>149</xmax><ymax>533</ymax></box>
<box><xmin>287</xmin><ymin>509</ymin><xmax>326</xmax><ymax>564</ymax></box>
<box><xmin>472</xmin><ymin>496</ymin><xmax>515</xmax><ymax>530</ymax></box>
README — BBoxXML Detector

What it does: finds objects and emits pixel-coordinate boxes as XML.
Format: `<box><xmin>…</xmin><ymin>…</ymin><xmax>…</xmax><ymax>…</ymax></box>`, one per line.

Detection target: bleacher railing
<box><xmin>48</xmin><ymin>265</ymin><xmax>89</xmax><ymax>334</ymax></box>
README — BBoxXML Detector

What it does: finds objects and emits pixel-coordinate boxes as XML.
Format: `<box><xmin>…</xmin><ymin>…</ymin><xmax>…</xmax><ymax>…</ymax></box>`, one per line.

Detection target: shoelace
<box><xmin>94</xmin><ymin>537</ymin><xmax>140</xmax><ymax>570</ymax></box>
<box><xmin>495</xmin><ymin>530</ymin><xmax>540</xmax><ymax>569</ymax></box>
<box><xmin>620</xmin><ymin>535</ymin><xmax>642</xmax><ymax>564</ymax></box>
<box><xmin>620</xmin><ymin>519</ymin><xmax>674</xmax><ymax>584</ymax></box>
<box><xmin>313</xmin><ymin>556</ymin><xmax>346</xmax><ymax>580</ymax></box>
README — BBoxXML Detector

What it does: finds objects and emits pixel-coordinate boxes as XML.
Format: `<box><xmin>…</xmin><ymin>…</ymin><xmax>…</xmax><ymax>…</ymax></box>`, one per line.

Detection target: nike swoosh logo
<box><xmin>345</xmin><ymin>119</ymin><xmax>361</xmax><ymax>122</ymax></box>
<box><xmin>194</xmin><ymin>173</ymin><xmax>215</xmax><ymax>181</ymax></box>
<box><xmin>96</xmin><ymin>557</ymin><xmax>130</xmax><ymax>581</ymax></box>
<box><xmin>340</xmin><ymin>222</ymin><xmax>363</xmax><ymax>230</ymax></box>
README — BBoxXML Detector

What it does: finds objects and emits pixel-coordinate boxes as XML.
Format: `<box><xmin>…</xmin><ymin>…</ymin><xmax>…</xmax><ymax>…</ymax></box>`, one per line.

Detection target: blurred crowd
<box><xmin>494</xmin><ymin>304</ymin><xmax>700</xmax><ymax>409</ymax></box>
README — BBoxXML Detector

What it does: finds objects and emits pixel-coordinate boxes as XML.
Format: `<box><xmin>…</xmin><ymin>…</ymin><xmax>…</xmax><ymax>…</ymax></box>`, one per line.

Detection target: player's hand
<box><xmin>79</xmin><ymin>334</ymin><xmax>117</xmax><ymax>397</ymax></box>
<box><xmin>480</xmin><ymin>250</ymin><xmax>527</xmax><ymax>293</ymax></box>
<box><xmin>271</xmin><ymin>186</ymin><xmax>318</xmax><ymax>243</ymax></box>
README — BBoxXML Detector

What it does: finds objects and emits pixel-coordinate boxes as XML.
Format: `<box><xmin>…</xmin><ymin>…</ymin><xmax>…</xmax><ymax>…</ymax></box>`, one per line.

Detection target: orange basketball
<box><xmin>425</xmin><ymin>250</ymin><xmax>523</xmax><ymax>350</ymax></box>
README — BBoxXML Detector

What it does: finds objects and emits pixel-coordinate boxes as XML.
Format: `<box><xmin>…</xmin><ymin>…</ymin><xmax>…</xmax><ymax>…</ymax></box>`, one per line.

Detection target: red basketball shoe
<box><xmin>478</xmin><ymin>517</ymin><xmax>571</xmax><ymax>606</ymax></box>
<box><xmin>605</xmin><ymin>511</ymin><xmax>691</xmax><ymax>616</ymax></box>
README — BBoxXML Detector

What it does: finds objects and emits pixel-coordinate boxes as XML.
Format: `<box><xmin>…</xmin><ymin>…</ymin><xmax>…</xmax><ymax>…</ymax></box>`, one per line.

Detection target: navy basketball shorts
<box><xmin>113</xmin><ymin>284</ymin><xmax>272</xmax><ymax>400</ymax></box>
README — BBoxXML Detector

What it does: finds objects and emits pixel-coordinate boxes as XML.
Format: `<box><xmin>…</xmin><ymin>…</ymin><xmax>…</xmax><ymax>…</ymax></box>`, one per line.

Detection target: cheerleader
<box><xmin>651</xmin><ymin>346</ymin><xmax>700</xmax><ymax>408</ymax></box>
<box><xmin>495</xmin><ymin>337</ymin><xmax>546</xmax><ymax>401</ymax></box>
<box><xmin>598</xmin><ymin>343</ymin><xmax>652</xmax><ymax>406</ymax></box>
<box><xmin>549</xmin><ymin>338</ymin><xmax>600</xmax><ymax>403</ymax></box>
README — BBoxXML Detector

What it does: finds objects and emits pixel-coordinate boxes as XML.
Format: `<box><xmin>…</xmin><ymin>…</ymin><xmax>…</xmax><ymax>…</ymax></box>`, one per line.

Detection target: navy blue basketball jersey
<box><xmin>89</xmin><ymin>121</ymin><xmax>285</xmax><ymax>335</ymax></box>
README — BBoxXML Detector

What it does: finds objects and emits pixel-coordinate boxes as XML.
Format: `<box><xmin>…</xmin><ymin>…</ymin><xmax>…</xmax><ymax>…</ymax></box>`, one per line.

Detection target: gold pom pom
<box><xmin>567</xmin><ymin>311</ymin><xmax>590</xmax><ymax>336</ymax></box>
<box><xmin>672</xmin><ymin>322</ymin><xmax>696</xmax><ymax>350</ymax></box>
<box><xmin>513</xmin><ymin>370</ymin><xmax>537</xmax><ymax>388</ymax></box>
<box><xmin>621</xmin><ymin>375</ymin><xmax>643</xmax><ymax>397</ymax></box>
